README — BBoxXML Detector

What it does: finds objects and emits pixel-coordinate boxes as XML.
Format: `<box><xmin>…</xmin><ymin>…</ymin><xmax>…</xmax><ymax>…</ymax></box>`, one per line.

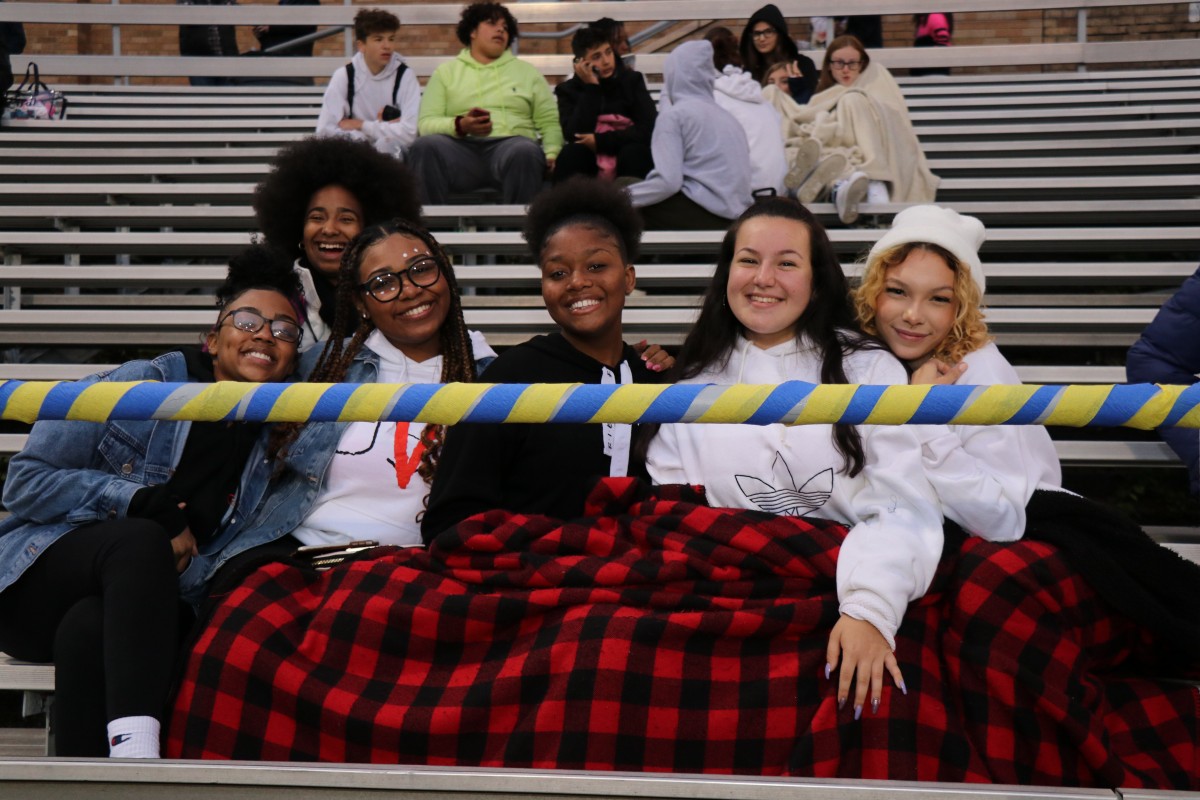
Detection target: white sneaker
<box><xmin>866</xmin><ymin>180</ymin><xmax>890</xmax><ymax>205</ymax></box>
<box><xmin>832</xmin><ymin>170</ymin><xmax>869</xmax><ymax>224</ymax></box>
<box><xmin>795</xmin><ymin>154</ymin><xmax>847</xmax><ymax>205</ymax></box>
<box><xmin>784</xmin><ymin>139</ymin><xmax>822</xmax><ymax>192</ymax></box>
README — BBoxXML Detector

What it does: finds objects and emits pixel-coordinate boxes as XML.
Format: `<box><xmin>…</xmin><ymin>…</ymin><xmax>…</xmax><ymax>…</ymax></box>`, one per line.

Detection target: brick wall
<box><xmin>17</xmin><ymin>1</ymin><xmax>1200</xmax><ymax>85</ymax></box>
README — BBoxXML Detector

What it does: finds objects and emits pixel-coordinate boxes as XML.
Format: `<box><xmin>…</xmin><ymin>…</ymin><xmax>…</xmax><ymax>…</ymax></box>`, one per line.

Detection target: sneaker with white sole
<box><xmin>866</xmin><ymin>180</ymin><xmax>890</xmax><ymax>205</ymax></box>
<box><xmin>832</xmin><ymin>170</ymin><xmax>869</xmax><ymax>224</ymax></box>
<box><xmin>783</xmin><ymin>138</ymin><xmax>822</xmax><ymax>192</ymax></box>
<box><xmin>795</xmin><ymin>154</ymin><xmax>847</xmax><ymax>205</ymax></box>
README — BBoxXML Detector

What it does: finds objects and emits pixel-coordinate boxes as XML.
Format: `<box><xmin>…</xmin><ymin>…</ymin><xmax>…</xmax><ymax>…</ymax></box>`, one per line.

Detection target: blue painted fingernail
<box><xmin>871</xmin><ymin>697</ymin><xmax>880</xmax><ymax>715</ymax></box>
<box><xmin>837</xmin><ymin>696</ymin><xmax>846</xmax><ymax>710</ymax></box>
<box><xmin>854</xmin><ymin>704</ymin><xmax>862</xmax><ymax>721</ymax></box>
<box><xmin>824</xmin><ymin>663</ymin><xmax>832</xmax><ymax>680</ymax></box>
<box><xmin>898</xmin><ymin>680</ymin><xmax>908</xmax><ymax>696</ymax></box>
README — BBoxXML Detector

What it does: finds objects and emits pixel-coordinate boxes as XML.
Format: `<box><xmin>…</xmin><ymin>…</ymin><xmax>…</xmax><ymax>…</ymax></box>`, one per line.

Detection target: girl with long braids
<box><xmin>196</xmin><ymin>219</ymin><xmax>496</xmax><ymax>580</ymax></box>
<box><xmin>644</xmin><ymin>197</ymin><xmax>942</xmax><ymax>723</ymax></box>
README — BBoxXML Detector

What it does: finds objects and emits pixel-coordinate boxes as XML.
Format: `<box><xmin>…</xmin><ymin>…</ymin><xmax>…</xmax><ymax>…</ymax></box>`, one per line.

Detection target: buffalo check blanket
<box><xmin>167</xmin><ymin>480</ymin><xmax>1199</xmax><ymax>788</ymax></box>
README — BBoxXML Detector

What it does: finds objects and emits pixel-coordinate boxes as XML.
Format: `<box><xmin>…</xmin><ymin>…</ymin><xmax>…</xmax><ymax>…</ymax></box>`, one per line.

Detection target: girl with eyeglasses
<box><xmin>198</xmin><ymin>219</ymin><xmax>496</xmax><ymax>580</ymax></box>
<box><xmin>765</xmin><ymin>35</ymin><xmax>939</xmax><ymax>225</ymax></box>
<box><xmin>0</xmin><ymin>246</ymin><xmax>302</xmax><ymax>758</ymax></box>
<box><xmin>738</xmin><ymin>4</ymin><xmax>818</xmax><ymax>105</ymax></box>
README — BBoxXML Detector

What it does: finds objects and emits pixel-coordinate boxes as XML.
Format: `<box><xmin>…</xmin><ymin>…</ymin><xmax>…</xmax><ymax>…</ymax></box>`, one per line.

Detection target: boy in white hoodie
<box><xmin>315</xmin><ymin>9</ymin><xmax>421</xmax><ymax>159</ymax></box>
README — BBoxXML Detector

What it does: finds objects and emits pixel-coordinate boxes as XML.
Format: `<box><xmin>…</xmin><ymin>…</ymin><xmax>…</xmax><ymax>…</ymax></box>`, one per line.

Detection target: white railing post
<box><xmin>1077</xmin><ymin>7</ymin><xmax>1088</xmax><ymax>73</ymax></box>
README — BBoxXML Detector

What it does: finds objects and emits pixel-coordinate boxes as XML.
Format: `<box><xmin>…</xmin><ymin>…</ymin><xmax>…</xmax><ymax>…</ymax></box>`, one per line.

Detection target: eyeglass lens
<box><xmin>362</xmin><ymin>259</ymin><xmax>441</xmax><ymax>302</ymax></box>
<box><xmin>229</xmin><ymin>309</ymin><xmax>302</xmax><ymax>343</ymax></box>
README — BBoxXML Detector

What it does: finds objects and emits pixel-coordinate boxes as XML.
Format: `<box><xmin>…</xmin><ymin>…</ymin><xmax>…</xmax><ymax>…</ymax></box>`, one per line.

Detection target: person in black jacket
<box><xmin>0</xmin><ymin>0</ymin><xmax>26</xmax><ymax>102</ymax></box>
<box><xmin>553</xmin><ymin>25</ymin><xmax>655</xmax><ymax>184</ymax></box>
<box><xmin>739</xmin><ymin>4</ymin><xmax>817</xmax><ymax>105</ymax></box>
<box><xmin>422</xmin><ymin>178</ymin><xmax>667</xmax><ymax>539</ymax></box>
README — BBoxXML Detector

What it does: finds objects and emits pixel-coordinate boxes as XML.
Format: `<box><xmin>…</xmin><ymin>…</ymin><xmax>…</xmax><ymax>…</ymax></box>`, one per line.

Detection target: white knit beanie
<box><xmin>867</xmin><ymin>205</ymin><xmax>987</xmax><ymax>294</ymax></box>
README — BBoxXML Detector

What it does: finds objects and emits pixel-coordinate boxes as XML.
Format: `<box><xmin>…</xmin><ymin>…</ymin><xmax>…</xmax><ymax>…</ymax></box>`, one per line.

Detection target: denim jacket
<box><xmin>184</xmin><ymin>338</ymin><xmax>496</xmax><ymax>603</ymax></box>
<box><xmin>0</xmin><ymin>352</ymin><xmax>274</xmax><ymax>597</ymax></box>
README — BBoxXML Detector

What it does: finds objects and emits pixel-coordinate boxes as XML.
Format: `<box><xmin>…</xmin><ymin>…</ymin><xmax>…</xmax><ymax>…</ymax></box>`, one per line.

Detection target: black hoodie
<box><xmin>554</xmin><ymin>57</ymin><xmax>657</xmax><ymax>154</ymax></box>
<box><xmin>739</xmin><ymin>4</ymin><xmax>818</xmax><ymax>104</ymax></box>
<box><xmin>422</xmin><ymin>333</ymin><xmax>659</xmax><ymax>540</ymax></box>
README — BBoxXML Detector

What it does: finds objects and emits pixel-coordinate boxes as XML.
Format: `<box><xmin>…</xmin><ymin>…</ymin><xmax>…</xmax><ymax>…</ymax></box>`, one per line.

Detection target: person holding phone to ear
<box><xmin>554</xmin><ymin>25</ymin><xmax>656</xmax><ymax>184</ymax></box>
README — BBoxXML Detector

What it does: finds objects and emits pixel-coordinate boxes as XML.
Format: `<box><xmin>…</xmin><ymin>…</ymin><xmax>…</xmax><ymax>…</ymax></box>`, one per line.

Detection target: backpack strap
<box><xmin>391</xmin><ymin>62</ymin><xmax>407</xmax><ymax>106</ymax></box>
<box><xmin>344</xmin><ymin>61</ymin><xmax>355</xmax><ymax>118</ymax></box>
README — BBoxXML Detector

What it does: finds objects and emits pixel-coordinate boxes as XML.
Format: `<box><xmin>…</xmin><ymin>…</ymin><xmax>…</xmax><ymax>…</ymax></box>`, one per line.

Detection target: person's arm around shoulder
<box><xmin>2</xmin><ymin>360</ymin><xmax>171</xmax><ymax>524</ymax></box>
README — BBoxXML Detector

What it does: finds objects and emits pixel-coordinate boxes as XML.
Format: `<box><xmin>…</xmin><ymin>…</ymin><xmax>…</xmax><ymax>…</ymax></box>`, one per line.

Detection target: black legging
<box><xmin>0</xmin><ymin>519</ymin><xmax>182</xmax><ymax>756</ymax></box>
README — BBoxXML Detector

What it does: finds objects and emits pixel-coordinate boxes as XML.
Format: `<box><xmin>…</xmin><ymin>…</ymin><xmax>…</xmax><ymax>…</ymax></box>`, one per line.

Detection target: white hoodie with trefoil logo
<box><xmin>646</xmin><ymin>334</ymin><xmax>944</xmax><ymax>650</ymax></box>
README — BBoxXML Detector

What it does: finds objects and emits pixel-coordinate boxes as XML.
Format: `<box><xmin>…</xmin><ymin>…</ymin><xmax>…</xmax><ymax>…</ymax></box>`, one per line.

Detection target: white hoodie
<box><xmin>914</xmin><ymin>342</ymin><xmax>1063</xmax><ymax>542</ymax></box>
<box><xmin>646</xmin><ymin>335</ymin><xmax>944</xmax><ymax>649</ymax></box>
<box><xmin>316</xmin><ymin>51</ymin><xmax>421</xmax><ymax>159</ymax></box>
<box><xmin>713</xmin><ymin>65</ymin><xmax>787</xmax><ymax>196</ymax></box>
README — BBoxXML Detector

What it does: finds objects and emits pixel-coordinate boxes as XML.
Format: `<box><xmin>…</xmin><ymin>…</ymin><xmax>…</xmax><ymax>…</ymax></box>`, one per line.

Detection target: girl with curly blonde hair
<box><xmin>853</xmin><ymin>205</ymin><xmax>1062</xmax><ymax>542</ymax></box>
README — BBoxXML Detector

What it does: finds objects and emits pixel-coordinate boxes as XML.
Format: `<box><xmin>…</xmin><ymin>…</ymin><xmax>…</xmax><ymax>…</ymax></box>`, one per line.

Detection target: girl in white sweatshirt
<box><xmin>853</xmin><ymin>205</ymin><xmax>1062</xmax><ymax>542</ymax></box>
<box><xmin>646</xmin><ymin>197</ymin><xmax>943</xmax><ymax>721</ymax></box>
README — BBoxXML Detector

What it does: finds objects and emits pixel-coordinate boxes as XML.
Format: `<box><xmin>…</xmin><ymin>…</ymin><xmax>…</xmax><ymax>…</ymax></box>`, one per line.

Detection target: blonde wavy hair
<box><xmin>853</xmin><ymin>242</ymin><xmax>990</xmax><ymax>366</ymax></box>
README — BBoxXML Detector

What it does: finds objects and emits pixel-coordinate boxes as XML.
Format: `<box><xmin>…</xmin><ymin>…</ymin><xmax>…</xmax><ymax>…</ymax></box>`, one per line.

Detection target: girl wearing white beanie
<box><xmin>854</xmin><ymin>204</ymin><xmax>1062</xmax><ymax>542</ymax></box>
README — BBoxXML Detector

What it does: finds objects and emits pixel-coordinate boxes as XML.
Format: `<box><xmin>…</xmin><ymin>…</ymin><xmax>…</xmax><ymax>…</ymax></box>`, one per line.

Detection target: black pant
<box><xmin>554</xmin><ymin>141</ymin><xmax>654</xmax><ymax>184</ymax></box>
<box><xmin>0</xmin><ymin>519</ymin><xmax>182</xmax><ymax>756</ymax></box>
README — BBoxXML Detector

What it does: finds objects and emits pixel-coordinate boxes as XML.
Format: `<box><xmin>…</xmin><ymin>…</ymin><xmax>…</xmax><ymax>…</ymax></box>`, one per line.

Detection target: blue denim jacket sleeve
<box><xmin>1</xmin><ymin>355</ymin><xmax>186</xmax><ymax>525</ymax></box>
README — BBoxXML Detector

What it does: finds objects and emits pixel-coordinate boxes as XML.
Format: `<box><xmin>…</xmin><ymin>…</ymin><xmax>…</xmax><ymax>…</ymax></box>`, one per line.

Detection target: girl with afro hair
<box><xmin>253</xmin><ymin>136</ymin><xmax>422</xmax><ymax>346</ymax></box>
<box><xmin>422</xmin><ymin>177</ymin><xmax>670</xmax><ymax>539</ymax></box>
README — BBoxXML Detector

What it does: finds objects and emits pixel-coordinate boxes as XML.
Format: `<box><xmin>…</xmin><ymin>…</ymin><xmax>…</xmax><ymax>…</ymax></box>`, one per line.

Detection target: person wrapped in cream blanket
<box><xmin>764</xmin><ymin>35</ymin><xmax>939</xmax><ymax>223</ymax></box>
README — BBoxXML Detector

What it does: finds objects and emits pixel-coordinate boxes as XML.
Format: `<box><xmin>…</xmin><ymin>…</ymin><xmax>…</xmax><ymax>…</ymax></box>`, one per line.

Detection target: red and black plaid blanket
<box><xmin>166</xmin><ymin>480</ymin><xmax>1199</xmax><ymax>788</ymax></box>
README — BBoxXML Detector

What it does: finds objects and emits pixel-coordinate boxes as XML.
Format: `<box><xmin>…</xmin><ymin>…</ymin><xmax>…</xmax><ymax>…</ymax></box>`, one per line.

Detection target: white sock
<box><xmin>107</xmin><ymin>715</ymin><xmax>161</xmax><ymax>759</ymax></box>
<box><xmin>866</xmin><ymin>180</ymin><xmax>890</xmax><ymax>203</ymax></box>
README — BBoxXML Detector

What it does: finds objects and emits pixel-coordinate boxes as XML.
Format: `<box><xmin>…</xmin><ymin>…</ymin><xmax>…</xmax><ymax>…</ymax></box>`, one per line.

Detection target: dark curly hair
<box><xmin>456</xmin><ymin>2</ymin><xmax>519</xmax><ymax>47</ymax></box>
<box><xmin>252</xmin><ymin>137</ymin><xmax>422</xmax><ymax>267</ymax></box>
<box><xmin>216</xmin><ymin>244</ymin><xmax>302</xmax><ymax>310</ymax></box>
<box><xmin>522</xmin><ymin>177</ymin><xmax>642</xmax><ymax>264</ymax></box>
<box><xmin>270</xmin><ymin>220</ymin><xmax>475</xmax><ymax>491</ymax></box>
<box><xmin>353</xmin><ymin>8</ymin><xmax>400</xmax><ymax>41</ymax></box>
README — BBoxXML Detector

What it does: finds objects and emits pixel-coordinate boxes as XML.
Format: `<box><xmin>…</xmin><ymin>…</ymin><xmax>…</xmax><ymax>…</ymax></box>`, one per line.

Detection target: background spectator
<box><xmin>624</xmin><ymin>41</ymin><xmax>751</xmax><ymax>230</ymax></box>
<box><xmin>911</xmin><ymin>13</ymin><xmax>953</xmax><ymax>77</ymax></box>
<box><xmin>254</xmin><ymin>0</ymin><xmax>318</xmax><ymax>74</ymax></box>
<box><xmin>705</xmin><ymin>27</ymin><xmax>786</xmax><ymax>197</ymax></box>
<box><xmin>177</xmin><ymin>0</ymin><xmax>240</xmax><ymax>87</ymax></box>
<box><xmin>1126</xmin><ymin>264</ymin><xmax>1200</xmax><ymax>496</ymax></box>
<box><xmin>0</xmin><ymin>0</ymin><xmax>25</xmax><ymax>102</ymax></box>
<box><xmin>554</xmin><ymin>25</ymin><xmax>655</xmax><ymax>184</ymax></box>
<box><xmin>315</xmin><ymin>8</ymin><xmax>421</xmax><ymax>160</ymax></box>
<box><xmin>739</xmin><ymin>4</ymin><xmax>818</xmax><ymax>105</ymax></box>
<box><xmin>411</xmin><ymin>2</ymin><xmax>562</xmax><ymax>204</ymax></box>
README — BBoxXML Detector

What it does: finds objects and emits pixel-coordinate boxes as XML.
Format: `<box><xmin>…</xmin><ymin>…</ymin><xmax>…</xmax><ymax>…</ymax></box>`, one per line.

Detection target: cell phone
<box><xmin>293</xmin><ymin>540</ymin><xmax>380</xmax><ymax>557</ymax></box>
<box><xmin>382</xmin><ymin>105</ymin><xmax>401</xmax><ymax>121</ymax></box>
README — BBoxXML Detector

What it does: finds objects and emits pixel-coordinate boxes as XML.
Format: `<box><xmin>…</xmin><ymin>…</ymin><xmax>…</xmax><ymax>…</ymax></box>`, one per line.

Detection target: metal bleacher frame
<box><xmin>0</xmin><ymin>0</ymin><xmax>1198</xmax><ymax>787</ymax></box>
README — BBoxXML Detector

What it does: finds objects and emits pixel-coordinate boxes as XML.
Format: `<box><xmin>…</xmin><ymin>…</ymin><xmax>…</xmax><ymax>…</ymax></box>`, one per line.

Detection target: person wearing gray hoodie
<box><xmin>624</xmin><ymin>41</ymin><xmax>752</xmax><ymax>229</ymax></box>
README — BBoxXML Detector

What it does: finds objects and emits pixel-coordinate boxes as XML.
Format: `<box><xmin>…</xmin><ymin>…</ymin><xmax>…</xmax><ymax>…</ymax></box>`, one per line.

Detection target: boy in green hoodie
<box><xmin>411</xmin><ymin>2</ymin><xmax>563</xmax><ymax>204</ymax></box>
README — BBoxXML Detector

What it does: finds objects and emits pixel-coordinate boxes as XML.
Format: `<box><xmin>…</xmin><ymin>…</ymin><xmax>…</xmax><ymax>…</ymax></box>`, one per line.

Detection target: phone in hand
<box><xmin>382</xmin><ymin>105</ymin><xmax>401</xmax><ymax>121</ymax></box>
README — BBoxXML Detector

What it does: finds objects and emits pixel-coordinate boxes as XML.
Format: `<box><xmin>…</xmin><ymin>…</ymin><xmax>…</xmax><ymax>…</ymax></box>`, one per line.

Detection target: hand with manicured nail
<box><xmin>826</xmin><ymin>614</ymin><xmax>905</xmax><ymax>719</ymax></box>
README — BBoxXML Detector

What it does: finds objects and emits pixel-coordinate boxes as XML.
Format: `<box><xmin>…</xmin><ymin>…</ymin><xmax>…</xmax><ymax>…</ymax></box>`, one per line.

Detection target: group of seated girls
<box><xmin>0</xmin><ymin>165</ymin><xmax>1061</xmax><ymax>757</ymax></box>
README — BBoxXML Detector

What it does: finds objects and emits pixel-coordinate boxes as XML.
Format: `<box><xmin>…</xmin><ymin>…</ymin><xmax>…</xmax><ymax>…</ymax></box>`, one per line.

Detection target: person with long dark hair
<box><xmin>0</xmin><ymin>246</ymin><xmax>302</xmax><ymax>758</ymax></box>
<box><xmin>645</xmin><ymin>197</ymin><xmax>942</xmax><ymax>720</ymax></box>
